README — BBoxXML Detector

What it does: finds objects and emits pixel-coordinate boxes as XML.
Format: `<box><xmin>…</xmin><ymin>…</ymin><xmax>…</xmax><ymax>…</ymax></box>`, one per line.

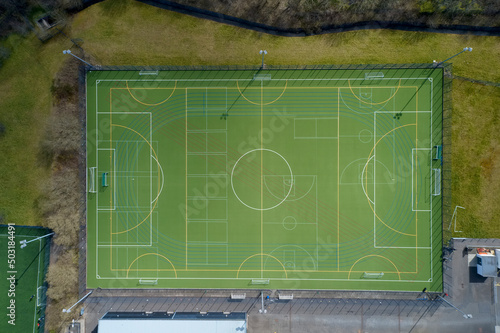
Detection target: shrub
<box><xmin>46</xmin><ymin>250</ymin><xmax>78</xmax><ymax>301</ymax></box>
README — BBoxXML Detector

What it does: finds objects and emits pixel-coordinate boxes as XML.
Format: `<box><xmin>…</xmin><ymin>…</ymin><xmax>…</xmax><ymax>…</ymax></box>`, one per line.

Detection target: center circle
<box><xmin>231</xmin><ymin>148</ymin><xmax>293</xmax><ymax>211</ymax></box>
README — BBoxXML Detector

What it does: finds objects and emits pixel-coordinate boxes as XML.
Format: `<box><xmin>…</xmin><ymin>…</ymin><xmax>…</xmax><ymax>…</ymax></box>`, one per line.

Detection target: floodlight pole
<box><xmin>434</xmin><ymin>47</ymin><xmax>472</xmax><ymax>67</ymax></box>
<box><xmin>62</xmin><ymin>290</ymin><xmax>93</xmax><ymax>313</ymax></box>
<box><xmin>258</xmin><ymin>292</ymin><xmax>267</xmax><ymax>314</ymax></box>
<box><xmin>19</xmin><ymin>232</ymin><xmax>54</xmax><ymax>249</ymax></box>
<box><xmin>259</xmin><ymin>50</ymin><xmax>267</xmax><ymax>69</ymax></box>
<box><xmin>62</xmin><ymin>49</ymin><xmax>93</xmax><ymax>66</ymax></box>
<box><xmin>435</xmin><ymin>294</ymin><xmax>472</xmax><ymax>319</ymax></box>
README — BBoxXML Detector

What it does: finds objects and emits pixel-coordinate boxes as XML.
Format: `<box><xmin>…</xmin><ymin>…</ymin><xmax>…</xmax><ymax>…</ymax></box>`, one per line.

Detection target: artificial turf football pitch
<box><xmin>86</xmin><ymin>66</ymin><xmax>444</xmax><ymax>291</ymax></box>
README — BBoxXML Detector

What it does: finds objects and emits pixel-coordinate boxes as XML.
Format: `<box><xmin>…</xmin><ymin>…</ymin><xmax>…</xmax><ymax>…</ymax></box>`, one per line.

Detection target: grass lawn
<box><xmin>0</xmin><ymin>0</ymin><xmax>499</xmax><ymax>234</ymax></box>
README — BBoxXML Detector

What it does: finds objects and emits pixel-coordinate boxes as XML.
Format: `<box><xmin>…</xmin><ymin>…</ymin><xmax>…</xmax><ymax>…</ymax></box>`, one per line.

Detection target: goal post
<box><xmin>433</xmin><ymin>168</ymin><xmax>441</xmax><ymax>196</ymax></box>
<box><xmin>364</xmin><ymin>72</ymin><xmax>384</xmax><ymax>80</ymax></box>
<box><xmin>250</xmin><ymin>279</ymin><xmax>270</xmax><ymax>285</ymax></box>
<box><xmin>37</xmin><ymin>286</ymin><xmax>47</xmax><ymax>306</ymax></box>
<box><xmin>139</xmin><ymin>279</ymin><xmax>158</xmax><ymax>285</ymax></box>
<box><xmin>253</xmin><ymin>74</ymin><xmax>271</xmax><ymax>81</ymax></box>
<box><xmin>88</xmin><ymin>167</ymin><xmax>97</xmax><ymax>193</ymax></box>
<box><xmin>362</xmin><ymin>272</ymin><xmax>384</xmax><ymax>279</ymax></box>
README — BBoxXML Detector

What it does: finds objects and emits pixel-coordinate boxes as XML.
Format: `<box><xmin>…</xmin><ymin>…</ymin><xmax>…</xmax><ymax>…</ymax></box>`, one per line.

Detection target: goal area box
<box><xmin>85</xmin><ymin>64</ymin><xmax>449</xmax><ymax>292</ymax></box>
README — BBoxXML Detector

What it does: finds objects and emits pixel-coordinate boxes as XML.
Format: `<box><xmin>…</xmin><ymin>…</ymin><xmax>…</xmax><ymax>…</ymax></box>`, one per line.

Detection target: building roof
<box><xmin>98</xmin><ymin>312</ymin><xmax>246</xmax><ymax>333</ymax></box>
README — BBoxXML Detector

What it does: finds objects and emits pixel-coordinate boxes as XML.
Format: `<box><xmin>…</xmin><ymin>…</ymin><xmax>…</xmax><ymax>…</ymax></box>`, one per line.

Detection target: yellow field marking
<box><xmin>110</xmin><ymin>124</ymin><xmax>161</xmax><ymax>235</ymax></box>
<box><xmin>337</xmin><ymin>88</ymin><xmax>340</xmax><ymax>271</ymax></box>
<box><xmin>260</xmin><ymin>81</ymin><xmax>264</xmax><ymax>277</ymax></box>
<box><xmin>126</xmin><ymin>253</ymin><xmax>177</xmax><ymax>278</ymax></box>
<box><xmin>347</xmin><ymin>254</ymin><xmax>401</xmax><ymax>280</ymax></box>
<box><xmin>364</xmin><ymin>124</ymin><xmax>417</xmax><ymax>237</ymax></box>
<box><xmin>124</xmin><ymin>81</ymin><xmax>177</xmax><ymax>106</ymax></box>
<box><xmin>415</xmin><ymin>88</ymin><xmax>418</xmax><ymax>270</ymax></box>
<box><xmin>110</xmin><ymin>90</ymin><xmax>113</xmax><ymax>269</ymax></box>
<box><xmin>236</xmin><ymin>80</ymin><xmax>288</xmax><ymax>106</ymax></box>
<box><xmin>185</xmin><ymin>89</ymin><xmax>188</xmax><ymax>269</ymax></box>
<box><xmin>110</xmin><ymin>267</ymin><xmax>418</xmax><ymax>274</ymax></box>
<box><xmin>348</xmin><ymin>79</ymin><xmax>401</xmax><ymax>105</ymax></box>
<box><xmin>236</xmin><ymin>253</ymin><xmax>288</xmax><ymax>279</ymax></box>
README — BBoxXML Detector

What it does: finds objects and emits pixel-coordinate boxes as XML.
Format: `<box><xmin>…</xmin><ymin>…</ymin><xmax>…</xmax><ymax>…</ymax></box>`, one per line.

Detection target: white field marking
<box><xmin>231</xmin><ymin>148</ymin><xmax>293</xmax><ymax>211</ymax></box>
<box><xmin>85</xmin><ymin>71</ymin><xmax>89</xmax><ymax>284</ymax></box>
<box><xmin>411</xmin><ymin>148</ymin><xmax>432</xmax><ymax>212</ymax></box>
<box><xmin>186</xmin><ymin>243</ymin><xmax>228</xmax><ymax>266</ymax></box>
<box><xmin>372</xmin><ymin>108</ymin><xmax>434</xmax><ymax>251</ymax></box>
<box><xmin>375</xmin><ymin>111</ymin><xmax>431</xmax><ymax>113</ymax></box>
<box><xmin>358</xmin><ymin>87</ymin><xmax>373</xmax><ymax>109</ymax></box>
<box><xmin>361</xmin><ymin>156</ymin><xmax>375</xmax><ymax>205</ymax></box>
<box><xmin>359</xmin><ymin>129</ymin><xmax>372</xmax><ymax>144</ymax></box>
<box><xmin>263</xmin><ymin>175</ymin><xmax>292</xmax><ymax>201</ymax></box>
<box><xmin>185</xmin><ymin>99</ymin><xmax>229</xmax><ymax>265</ymax></box>
<box><xmin>267</xmin><ymin>245</ymin><xmax>317</xmax><ymax>270</ymax></box>
<box><xmin>281</xmin><ymin>175</ymin><xmax>315</xmax><ymax>202</ymax></box>
<box><xmin>94</xmin><ymin>276</ymin><xmax>433</xmax><ymax>284</ymax></box>
<box><xmin>97</xmin><ymin>111</ymin><xmax>152</xmax><ymax>114</ymax></box>
<box><xmin>264</xmin><ymin>222</ymin><xmax>318</xmax><ymax>225</ymax></box>
<box><xmin>430</xmin><ymin>77</ymin><xmax>434</xmax><ymax>281</ymax></box>
<box><xmin>186</xmin><ymin>175</ymin><xmax>228</xmax><ymax>199</ymax></box>
<box><xmin>98</xmin><ymin>211</ymin><xmax>156</xmax><ymax>247</ymax></box>
<box><xmin>97</xmin><ymin>148</ymin><xmax>116</xmax><ymax>211</ymax></box>
<box><xmin>97</xmin><ymin>77</ymin><xmax>433</xmax><ymax>82</ymax></box>
<box><xmin>282</xmin><ymin>216</ymin><xmax>297</xmax><ymax>231</ymax></box>
<box><xmin>373</xmin><ymin>109</ymin><xmax>376</xmax><ymax>248</ymax></box>
<box><xmin>263</xmin><ymin>175</ymin><xmax>317</xmax><ymax>202</ymax></box>
<box><xmin>151</xmin><ymin>154</ymin><xmax>164</xmax><ymax>204</ymax></box>
<box><xmin>340</xmin><ymin>158</ymin><xmax>394</xmax><ymax>185</ymax></box>
<box><xmin>95</xmin><ymin>81</ymin><xmax>99</xmax><ymax>279</ymax></box>
<box><xmin>374</xmin><ymin>246</ymin><xmax>432</xmax><ymax>249</ymax></box>
<box><xmin>32</xmin><ymin>239</ymin><xmax>42</xmax><ymax>333</ymax></box>
<box><xmin>150</xmin><ymin>114</ymin><xmax>152</xmax><ymax>232</ymax></box>
<box><xmin>92</xmin><ymin>75</ymin><xmax>435</xmax><ymax>282</ymax></box>
<box><xmin>339</xmin><ymin>91</ymin><xmax>391</xmax><ymax>115</ymax></box>
<box><xmin>293</xmin><ymin>117</ymin><xmax>338</xmax><ymax>139</ymax></box>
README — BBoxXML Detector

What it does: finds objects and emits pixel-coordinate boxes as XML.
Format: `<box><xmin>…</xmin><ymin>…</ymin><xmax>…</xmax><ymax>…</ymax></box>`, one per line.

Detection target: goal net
<box><xmin>37</xmin><ymin>286</ymin><xmax>47</xmax><ymax>306</ymax></box>
<box><xmin>251</xmin><ymin>279</ymin><xmax>270</xmax><ymax>285</ymax></box>
<box><xmin>433</xmin><ymin>168</ymin><xmax>441</xmax><ymax>196</ymax></box>
<box><xmin>88</xmin><ymin>167</ymin><xmax>97</xmax><ymax>193</ymax></box>
<box><xmin>362</xmin><ymin>272</ymin><xmax>384</xmax><ymax>279</ymax></box>
<box><xmin>139</xmin><ymin>279</ymin><xmax>158</xmax><ymax>285</ymax></box>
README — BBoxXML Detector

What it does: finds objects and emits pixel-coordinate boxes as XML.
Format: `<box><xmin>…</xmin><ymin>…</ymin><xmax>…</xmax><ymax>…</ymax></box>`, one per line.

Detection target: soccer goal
<box><xmin>365</xmin><ymin>72</ymin><xmax>384</xmax><ymax>80</ymax></box>
<box><xmin>251</xmin><ymin>279</ymin><xmax>270</xmax><ymax>285</ymax></box>
<box><xmin>139</xmin><ymin>70</ymin><xmax>159</xmax><ymax>76</ymax></box>
<box><xmin>88</xmin><ymin>167</ymin><xmax>97</xmax><ymax>193</ymax></box>
<box><xmin>433</xmin><ymin>168</ymin><xmax>441</xmax><ymax>196</ymax></box>
<box><xmin>139</xmin><ymin>279</ymin><xmax>158</xmax><ymax>285</ymax></box>
<box><xmin>362</xmin><ymin>272</ymin><xmax>384</xmax><ymax>279</ymax></box>
<box><xmin>253</xmin><ymin>74</ymin><xmax>272</xmax><ymax>81</ymax></box>
<box><xmin>37</xmin><ymin>286</ymin><xmax>47</xmax><ymax>306</ymax></box>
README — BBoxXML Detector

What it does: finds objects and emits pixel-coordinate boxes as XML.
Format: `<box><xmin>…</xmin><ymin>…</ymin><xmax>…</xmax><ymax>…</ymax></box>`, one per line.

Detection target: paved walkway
<box><xmin>76</xmin><ymin>238</ymin><xmax>500</xmax><ymax>333</ymax></box>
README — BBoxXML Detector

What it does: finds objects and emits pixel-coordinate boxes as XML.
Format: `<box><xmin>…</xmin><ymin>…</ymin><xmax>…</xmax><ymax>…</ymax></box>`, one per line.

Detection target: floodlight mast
<box><xmin>434</xmin><ymin>47</ymin><xmax>472</xmax><ymax>67</ymax></box>
<box><xmin>435</xmin><ymin>294</ymin><xmax>472</xmax><ymax>319</ymax></box>
<box><xmin>260</xmin><ymin>50</ymin><xmax>267</xmax><ymax>69</ymax></box>
<box><xmin>62</xmin><ymin>290</ymin><xmax>93</xmax><ymax>313</ymax></box>
<box><xmin>19</xmin><ymin>232</ymin><xmax>54</xmax><ymax>249</ymax></box>
<box><xmin>62</xmin><ymin>49</ymin><xmax>93</xmax><ymax>66</ymax></box>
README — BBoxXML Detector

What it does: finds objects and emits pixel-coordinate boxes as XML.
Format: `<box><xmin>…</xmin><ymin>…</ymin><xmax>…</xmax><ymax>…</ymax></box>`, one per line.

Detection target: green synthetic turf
<box><xmin>86</xmin><ymin>67</ymin><xmax>443</xmax><ymax>291</ymax></box>
<box><xmin>0</xmin><ymin>225</ymin><xmax>50</xmax><ymax>332</ymax></box>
